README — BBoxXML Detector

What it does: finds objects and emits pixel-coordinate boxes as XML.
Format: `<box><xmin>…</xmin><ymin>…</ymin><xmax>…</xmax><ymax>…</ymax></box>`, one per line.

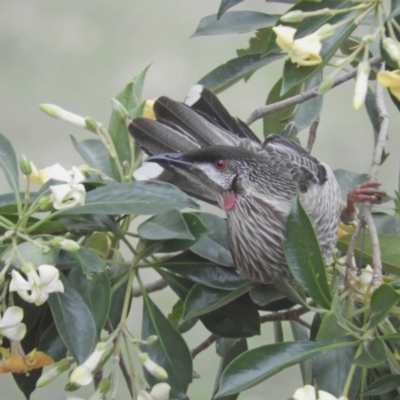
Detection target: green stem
<box><xmin>342</xmin><ymin>344</ymin><xmax>363</xmax><ymax>397</ymax></box>
<box><xmin>119</xmin><ymin>257</ymin><xmax>140</xmax><ymax>326</ymax></box>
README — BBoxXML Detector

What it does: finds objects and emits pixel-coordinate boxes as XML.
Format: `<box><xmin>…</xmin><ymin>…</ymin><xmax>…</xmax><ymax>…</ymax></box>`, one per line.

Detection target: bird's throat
<box><xmin>223</xmin><ymin>191</ymin><xmax>236</xmax><ymax>210</ymax></box>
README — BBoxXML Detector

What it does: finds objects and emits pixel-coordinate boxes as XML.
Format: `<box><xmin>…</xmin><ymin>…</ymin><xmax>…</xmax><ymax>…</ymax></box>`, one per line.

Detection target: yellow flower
<box><xmin>27</xmin><ymin>162</ymin><xmax>51</xmax><ymax>185</ymax></box>
<box><xmin>143</xmin><ymin>100</ymin><xmax>156</xmax><ymax>119</ymax></box>
<box><xmin>273</xmin><ymin>25</ymin><xmax>322</xmax><ymax>67</ymax></box>
<box><xmin>337</xmin><ymin>222</ymin><xmax>355</xmax><ymax>240</ymax></box>
<box><xmin>377</xmin><ymin>69</ymin><xmax>400</xmax><ymax>101</ymax></box>
<box><xmin>0</xmin><ymin>347</ymin><xmax>54</xmax><ymax>373</ymax></box>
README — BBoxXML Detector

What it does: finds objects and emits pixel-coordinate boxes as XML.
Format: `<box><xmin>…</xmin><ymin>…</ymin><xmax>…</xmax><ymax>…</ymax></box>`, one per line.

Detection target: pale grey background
<box><xmin>1</xmin><ymin>0</ymin><xmax>399</xmax><ymax>399</ymax></box>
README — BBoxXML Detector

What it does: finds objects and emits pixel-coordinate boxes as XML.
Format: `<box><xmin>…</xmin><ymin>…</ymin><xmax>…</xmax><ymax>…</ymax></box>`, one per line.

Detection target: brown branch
<box><xmin>245</xmin><ymin>56</ymin><xmax>383</xmax><ymax>126</ymax></box>
<box><xmin>132</xmin><ymin>278</ymin><xmax>168</xmax><ymax>297</ymax></box>
<box><xmin>346</xmin><ymin>66</ymin><xmax>389</xmax><ymax>290</ymax></box>
<box><xmin>191</xmin><ymin>334</ymin><xmax>218</xmax><ymax>359</ymax></box>
<box><xmin>306</xmin><ymin>118</ymin><xmax>319</xmax><ymax>153</ymax></box>
<box><xmin>259</xmin><ymin>306</ymin><xmax>309</xmax><ymax>324</ymax></box>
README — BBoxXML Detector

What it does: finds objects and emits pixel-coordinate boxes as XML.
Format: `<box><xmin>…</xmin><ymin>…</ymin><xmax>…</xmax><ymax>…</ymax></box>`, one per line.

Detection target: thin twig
<box><xmin>345</xmin><ymin>66</ymin><xmax>389</xmax><ymax>290</ymax></box>
<box><xmin>132</xmin><ymin>278</ymin><xmax>168</xmax><ymax>297</ymax></box>
<box><xmin>306</xmin><ymin>118</ymin><xmax>319</xmax><ymax>153</ymax></box>
<box><xmin>191</xmin><ymin>334</ymin><xmax>218</xmax><ymax>359</ymax></box>
<box><xmin>245</xmin><ymin>56</ymin><xmax>383</xmax><ymax>126</ymax></box>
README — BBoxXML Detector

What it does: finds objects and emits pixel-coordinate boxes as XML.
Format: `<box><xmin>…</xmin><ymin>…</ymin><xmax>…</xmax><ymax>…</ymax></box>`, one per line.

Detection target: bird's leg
<box><xmin>341</xmin><ymin>182</ymin><xmax>386</xmax><ymax>223</ymax></box>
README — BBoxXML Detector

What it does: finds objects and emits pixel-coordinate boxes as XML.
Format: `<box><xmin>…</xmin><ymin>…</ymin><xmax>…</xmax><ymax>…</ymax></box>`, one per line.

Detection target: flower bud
<box><xmin>52</xmin><ymin>237</ymin><xmax>80</xmax><ymax>252</ymax></box>
<box><xmin>362</xmin><ymin>34</ymin><xmax>375</xmax><ymax>44</ymax></box>
<box><xmin>353</xmin><ymin>61</ymin><xmax>370</xmax><ymax>110</ymax></box>
<box><xmin>143</xmin><ymin>100</ymin><xmax>155</xmax><ymax>119</ymax></box>
<box><xmin>318</xmin><ymin>77</ymin><xmax>334</xmax><ymax>94</ymax></box>
<box><xmin>96</xmin><ymin>377</ymin><xmax>111</xmax><ymax>395</ymax></box>
<box><xmin>39</xmin><ymin>104</ymin><xmax>86</xmax><ymax>129</ymax></box>
<box><xmin>280</xmin><ymin>10</ymin><xmax>304</xmax><ymax>23</ymax></box>
<box><xmin>146</xmin><ymin>335</ymin><xmax>159</xmax><ymax>346</ymax></box>
<box><xmin>38</xmin><ymin>195</ymin><xmax>54</xmax><ymax>211</ymax></box>
<box><xmin>139</xmin><ymin>353</ymin><xmax>168</xmax><ymax>380</ymax></box>
<box><xmin>111</xmin><ymin>98</ymin><xmax>129</xmax><ymax>121</ymax></box>
<box><xmin>85</xmin><ymin>117</ymin><xmax>99</xmax><ymax>132</ymax></box>
<box><xmin>36</xmin><ymin>357</ymin><xmax>73</xmax><ymax>387</ymax></box>
<box><xmin>19</xmin><ymin>154</ymin><xmax>32</xmax><ymax>175</ymax></box>
<box><xmin>316</xmin><ymin>24</ymin><xmax>334</xmax><ymax>40</ymax></box>
<box><xmin>150</xmin><ymin>383</ymin><xmax>171</xmax><ymax>400</ymax></box>
<box><xmin>382</xmin><ymin>37</ymin><xmax>400</xmax><ymax>63</ymax></box>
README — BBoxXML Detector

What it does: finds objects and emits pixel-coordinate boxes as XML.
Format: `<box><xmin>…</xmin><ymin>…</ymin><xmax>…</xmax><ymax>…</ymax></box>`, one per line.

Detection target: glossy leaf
<box><xmin>38</xmin><ymin>322</ymin><xmax>67</xmax><ymax>362</ymax></box>
<box><xmin>141</xmin><ymin>289</ymin><xmax>193</xmax><ymax>399</ymax></box>
<box><xmin>363</xmin><ymin>374</ymin><xmax>400</xmax><ymax>396</ymax></box>
<box><xmin>190</xmin><ymin>212</ymin><xmax>233</xmax><ymax>267</ymax></box>
<box><xmin>215</xmin><ymin>338</ymin><xmax>357</xmax><ymax>397</ymax></box>
<box><xmin>59</xmin><ymin>181</ymin><xmax>199</xmax><ymax>215</ymax></box>
<box><xmin>217</xmin><ymin>0</ymin><xmax>243</xmax><ymax>19</ymax></box>
<box><xmin>198</xmin><ymin>53</ymin><xmax>282</xmax><ymax>94</ymax></box>
<box><xmin>70</xmin><ymin>246</ymin><xmax>107</xmax><ymax>273</ymax></box>
<box><xmin>249</xmin><ymin>284</ymin><xmax>283</xmax><ymax>307</ymax></box>
<box><xmin>237</xmin><ymin>28</ymin><xmax>276</xmax><ymax>57</ymax></box>
<box><xmin>13</xmin><ymin>368</ymin><xmax>42</xmax><ymax>400</ymax></box>
<box><xmin>283</xmin><ymin>197</ymin><xmax>332</xmax><ymax>309</ymax></box>
<box><xmin>108</xmin><ymin>66</ymin><xmax>149</xmax><ymax>179</ymax></box>
<box><xmin>158</xmin><ymin>252</ymin><xmax>250</xmax><ymax>290</ymax></box>
<box><xmin>0</xmin><ymin>132</ymin><xmax>19</xmax><ymax>199</ymax></box>
<box><xmin>337</xmin><ymin>234</ymin><xmax>400</xmax><ymax>276</ymax></box>
<box><xmin>71</xmin><ymin>136</ymin><xmax>113</xmax><ymax>178</ymax></box>
<box><xmin>68</xmin><ymin>269</ymin><xmax>111</xmax><ymax>337</ymax></box>
<box><xmin>193</xmin><ymin>11</ymin><xmax>277</xmax><ymax>37</ymax></box>
<box><xmin>369</xmin><ymin>284</ymin><xmax>400</xmax><ymax>328</ymax></box>
<box><xmin>182</xmin><ymin>282</ymin><xmax>254</xmax><ymax>320</ymax></box>
<box><xmin>138</xmin><ymin>209</ymin><xmax>195</xmax><ymax>241</ymax></box>
<box><xmin>354</xmin><ymin>337</ymin><xmax>387</xmax><ymax>367</ymax></box>
<box><xmin>48</xmin><ymin>275</ymin><xmax>97</xmax><ymax>364</ymax></box>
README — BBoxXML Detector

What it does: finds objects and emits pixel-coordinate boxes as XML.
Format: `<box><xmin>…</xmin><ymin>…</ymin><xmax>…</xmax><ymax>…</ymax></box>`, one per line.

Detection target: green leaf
<box><xmin>59</xmin><ymin>181</ymin><xmax>199</xmax><ymax>215</ymax></box>
<box><xmin>333</xmin><ymin>169</ymin><xmax>368</xmax><ymax>201</ymax></box>
<box><xmin>354</xmin><ymin>337</ymin><xmax>387</xmax><ymax>367</ymax></box>
<box><xmin>237</xmin><ymin>28</ymin><xmax>276</xmax><ymax>57</ymax></box>
<box><xmin>283</xmin><ymin>197</ymin><xmax>332</xmax><ymax>309</ymax></box>
<box><xmin>290</xmin><ymin>321</ymin><xmax>312</xmax><ymax>385</ymax></box>
<box><xmin>13</xmin><ymin>368</ymin><xmax>42</xmax><ymax>400</ymax></box>
<box><xmin>0</xmin><ymin>132</ymin><xmax>19</xmax><ymax>200</ymax></box>
<box><xmin>193</xmin><ymin>11</ymin><xmax>277</xmax><ymax>37</ymax></box>
<box><xmin>263</xmin><ymin>78</ymin><xmax>301</xmax><ymax>137</ymax></box>
<box><xmin>363</xmin><ymin>374</ymin><xmax>400</xmax><ymax>396</ymax></box>
<box><xmin>369</xmin><ymin>284</ymin><xmax>400</xmax><ymax>328</ymax></box>
<box><xmin>141</xmin><ymin>289</ymin><xmax>193</xmax><ymax>399</ymax></box>
<box><xmin>215</xmin><ymin>338</ymin><xmax>357</xmax><ymax>397</ymax></box>
<box><xmin>198</xmin><ymin>53</ymin><xmax>282</xmax><ymax>94</ymax></box>
<box><xmin>70</xmin><ymin>246</ymin><xmax>107</xmax><ymax>273</ymax></box>
<box><xmin>337</xmin><ymin>234</ymin><xmax>400</xmax><ymax>276</ymax></box>
<box><xmin>38</xmin><ymin>322</ymin><xmax>67</xmax><ymax>362</ymax></box>
<box><xmin>249</xmin><ymin>284</ymin><xmax>283</xmax><ymax>307</ymax></box>
<box><xmin>68</xmin><ymin>269</ymin><xmax>111</xmax><ymax>337</ymax></box>
<box><xmin>217</xmin><ymin>0</ymin><xmax>243</xmax><ymax>19</ymax></box>
<box><xmin>373</xmin><ymin>212</ymin><xmax>400</xmax><ymax>235</ymax></box>
<box><xmin>282</xmin><ymin>15</ymin><xmax>357</xmax><ymax>94</ymax></box>
<box><xmin>48</xmin><ymin>275</ymin><xmax>97</xmax><ymax>364</ymax></box>
<box><xmin>138</xmin><ymin>210</ymin><xmax>195</xmax><ymax>241</ymax></box>
<box><xmin>316</xmin><ymin>310</ymin><xmax>348</xmax><ymax>340</ymax></box>
<box><xmin>71</xmin><ymin>136</ymin><xmax>113</xmax><ymax>178</ymax></box>
<box><xmin>365</xmin><ymin>88</ymin><xmax>380</xmax><ymax>138</ymax></box>
<box><xmin>108</xmin><ymin>67</ymin><xmax>150</xmax><ymax>179</ymax></box>
<box><xmin>182</xmin><ymin>282</ymin><xmax>254</xmax><ymax>320</ymax></box>
<box><xmin>159</xmin><ymin>252</ymin><xmax>250</xmax><ymax>290</ymax></box>
<box><xmin>190</xmin><ymin>212</ymin><xmax>233</xmax><ymax>266</ymax></box>
<box><xmin>292</xmin><ymin>72</ymin><xmax>323</xmax><ymax>131</ymax></box>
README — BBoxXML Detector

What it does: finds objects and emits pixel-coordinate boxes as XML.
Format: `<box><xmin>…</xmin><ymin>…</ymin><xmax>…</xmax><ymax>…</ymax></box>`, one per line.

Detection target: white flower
<box><xmin>139</xmin><ymin>352</ymin><xmax>168</xmax><ymax>380</ymax></box>
<box><xmin>70</xmin><ymin>342</ymin><xmax>112</xmax><ymax>386</ymax></box>
<box><xmin>39</xmin><ymin>104</ymin><xmax>86</xmax><ymax>129</ymax></box>
<box><xmin>357</xmin><ymin>265</ymin><xmax>373</xmax><ymax>295</ymax></box>
<box><xmin>0</xmin><ymin>306</ymin><xmax>26</xmax><ymax>341</ymax></box>
<box><xmin>353</xmin><ymin>62</ymin><xmax>370</xmax><ymax>110</ymax></box>
<box><xmin>133</xmin><ymin>162</ymin><xmax>164</xmax><ymax>181</ymax></box>
<box><xmin>150</xmin><ymin>383</ymin><xmax>171</xmax><ymax>400</ymax></box>
<box><xmin>47</xmin><ymin>164</ymin><xmax>86</xmax><ymax>210</ymax></box>
<box><xmin>10</xmin><ymin>264</ymin><xmax>64</xmax><ymax>306</ymax></box>
<box><xmin>293</xmin><ymin>385</ymin><xmax>348</xmax><ymax>400</ymax></box>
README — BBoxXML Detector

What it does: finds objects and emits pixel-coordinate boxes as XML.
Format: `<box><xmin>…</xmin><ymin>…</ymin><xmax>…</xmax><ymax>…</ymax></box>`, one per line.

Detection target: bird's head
<box><xmin>146</xmin><ymin>146</ymin><xmax>262</xmax><ymax>210</ymax></box>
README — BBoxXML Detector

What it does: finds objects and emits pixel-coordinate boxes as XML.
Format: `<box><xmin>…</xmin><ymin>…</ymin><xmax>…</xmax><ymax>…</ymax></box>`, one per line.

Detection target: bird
<box><xmin>129</xmin><ymin>85</ymin><xmax>385</xmax><ymax>284</ymax></box>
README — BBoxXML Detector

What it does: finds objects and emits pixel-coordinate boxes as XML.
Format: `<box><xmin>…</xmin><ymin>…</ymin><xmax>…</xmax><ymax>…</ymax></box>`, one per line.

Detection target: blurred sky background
<box><xmin>1</xmin><ymin>0</ymin><xmax>400</xmax><ymax>399</ymax></box>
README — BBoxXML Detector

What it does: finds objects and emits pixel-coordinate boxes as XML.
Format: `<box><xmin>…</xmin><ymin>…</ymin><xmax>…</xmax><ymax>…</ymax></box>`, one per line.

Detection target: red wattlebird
<box><xmin>129</xmin><ymin>85</ymin><xmax>384</xmax><ymax>283</ymax></box>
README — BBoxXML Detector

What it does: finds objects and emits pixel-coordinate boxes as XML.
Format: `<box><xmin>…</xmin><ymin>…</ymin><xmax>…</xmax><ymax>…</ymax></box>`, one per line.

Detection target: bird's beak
<box><xmin>146</xmin><ymin>153</ymin><xmax>194</xmax><ymax>170</ymax></box>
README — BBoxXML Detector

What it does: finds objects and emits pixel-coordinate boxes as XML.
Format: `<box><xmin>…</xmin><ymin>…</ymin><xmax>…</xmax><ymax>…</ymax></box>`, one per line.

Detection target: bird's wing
<box><xmin>261</xmin><ymin>134</ymin><xmax>327</xmax><ymax>193</ymax></box>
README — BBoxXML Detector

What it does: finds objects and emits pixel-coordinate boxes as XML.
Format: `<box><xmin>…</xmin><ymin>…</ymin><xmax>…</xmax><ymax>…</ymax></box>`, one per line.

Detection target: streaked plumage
<box><xmin>129</xmin><ymin>85</ymin><xmax>342</xmax><ymax>283</ymax></box>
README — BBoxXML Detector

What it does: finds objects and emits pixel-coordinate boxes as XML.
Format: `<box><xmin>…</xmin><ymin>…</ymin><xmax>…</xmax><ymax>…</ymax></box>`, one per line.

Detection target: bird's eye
<box><xmin>214</xmin><ymin>159</ymin><xmax>227</xmax><ymax>170</ymax></box>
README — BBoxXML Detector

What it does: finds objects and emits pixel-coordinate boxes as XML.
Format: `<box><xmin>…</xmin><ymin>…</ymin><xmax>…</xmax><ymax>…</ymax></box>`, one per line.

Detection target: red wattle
<box><xmin>223</xmin><ymin>191</ymin><xmax>236</xmax><ymax>210</ymax></box>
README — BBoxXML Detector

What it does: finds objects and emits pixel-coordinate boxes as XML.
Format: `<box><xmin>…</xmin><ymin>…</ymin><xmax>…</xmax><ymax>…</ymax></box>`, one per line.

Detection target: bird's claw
<box><xmin>347</xmin><ymin>181</ymin><xmax>386</xmax><ymax>213</ymax></box>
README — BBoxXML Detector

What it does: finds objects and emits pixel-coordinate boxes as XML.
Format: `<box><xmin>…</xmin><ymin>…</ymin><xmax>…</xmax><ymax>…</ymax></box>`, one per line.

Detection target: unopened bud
<box><xmin>97</xmin><ymin>377</ymin><xmax>111</xmax><ymax>395</ymax></box>
<box><xmin>362</xmin><ymin>34</ymin><xmax>375</xmax><ymax>44</ymax></box>
<box><xmin>150</xmin><ymin>383</ymin><xmax>171</xmax><ymax>400</ymax></box>
<box><xmin>39</xmin><ymin>104</ymin><xmax>86</xmax><ymax>129</ymax></box>
<box><xmin>143</xmin><ymin>100</ymin><xmax>155</xmax><ymax>119</ymax></box>
<box><xmin>85</xmin><ymin>117</ymin><xmax>99</xmax><ymax>132</ymax></box>
<box><xmin>38</xmin><ymin>195</ymin><xmax>53</xmax><ymax>211</ymax></box>
<box><xmin>139</xmin><ymin>352</ymin><xmax>168</xmax><ymax>380</ymax></box>
<box><xmin>353</xmin><ymin>62</ymin><xmax>370</xmax><ymax>110</ymax></box>
<box><xmin>19</xmin><ymin>154</ymin><xmax>32</xmax><ymax>175</ymax></box>
<box><xmin>382</xmin><ymin>37</ymin><xmax>400</xmax><ymax>62</ymax></box>
<box><xmin>52</xmin><ymin>237</ymin><xmax>80</xmax><ymax>252</ymax></box>
<box><xmin>21</xmin><ymin>263</ymin><xmax>35</xmax><ymax>274</ymax></box>
<box><xmin>111</xmin><ymin>98</ymin><xmax>129</xmax><ymax>121</ymax></box>
<box><xmin>36</xmin><ymin>357</ymin><xmax>73</xmax><ymax>387</ymax></box>
<box><xmin>316</xmin><ymin>23</ymin><xmax>334</xmax><ymax>40</ymax></box>
<box><xmin>318</xmin><ymin>77</ymin><xmax>334</xmax><ymax>94</ymax></box>
<box><xmin>280</xmin><ymin>10</ymin><xmax>304</xmax><ymax>23</ymax></box>
<box><xmin>146</xmin><ymin>335</ymin><xmax>159</xmax><ymax>346</ymax></box>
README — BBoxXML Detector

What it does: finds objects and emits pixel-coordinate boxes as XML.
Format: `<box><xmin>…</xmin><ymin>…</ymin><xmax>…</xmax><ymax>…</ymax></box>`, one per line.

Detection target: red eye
<box><xmin>214</xmin><ymin>159</ymin><xmax>227</xmax><ymax>170</ymax></box>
